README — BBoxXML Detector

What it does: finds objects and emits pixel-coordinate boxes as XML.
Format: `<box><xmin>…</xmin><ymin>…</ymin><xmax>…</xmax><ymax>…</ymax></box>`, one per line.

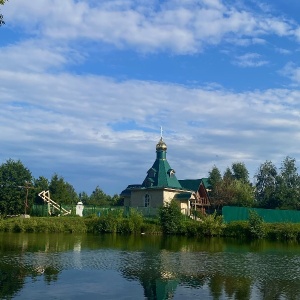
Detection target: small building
<box><xmin>121</xmin><ymin>137</ymin><xmax>211</xmax><ymax>215</ymax></box>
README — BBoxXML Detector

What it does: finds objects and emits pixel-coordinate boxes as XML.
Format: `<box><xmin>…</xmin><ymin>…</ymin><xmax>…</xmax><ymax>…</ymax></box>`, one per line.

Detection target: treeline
<box><xmin>0</xmin><ymin>159</ymin><xmax>121</xmax><ymax>216</ymax></box>
<box><xmin>208</xmin><ymin>156</ymin><xmax>300</xmax><ymax>210</ymax></box>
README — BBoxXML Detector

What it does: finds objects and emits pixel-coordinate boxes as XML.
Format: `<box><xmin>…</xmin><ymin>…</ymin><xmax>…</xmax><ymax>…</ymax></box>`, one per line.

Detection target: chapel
<box><xmin>121</xmin><ymin>136</ymin><xmax>211</xmax><ymax>215</ymax></box>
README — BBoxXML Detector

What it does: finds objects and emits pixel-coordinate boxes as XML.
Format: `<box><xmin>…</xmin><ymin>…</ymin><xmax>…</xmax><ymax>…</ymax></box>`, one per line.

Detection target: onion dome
<box><xmin>156</xmin><ymin>137</ymin><xmax>167</xmax><ymax>151</ymax></box>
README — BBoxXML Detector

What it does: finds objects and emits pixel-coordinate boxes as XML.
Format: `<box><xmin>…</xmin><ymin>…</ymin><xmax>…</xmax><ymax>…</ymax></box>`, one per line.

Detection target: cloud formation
<box><xmin>1</xmin><ymin>0</ymin><xmax>300</xmax><ymax>195</ymax></box>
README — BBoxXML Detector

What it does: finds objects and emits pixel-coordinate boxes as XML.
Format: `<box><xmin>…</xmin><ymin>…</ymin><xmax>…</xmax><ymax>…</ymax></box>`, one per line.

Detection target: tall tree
<box><xmin>208</xmin><ymin>166</ymin><xmax>223</xmax><ymax>208</ymax></box>
<box><xmin>208</xmin><ymin>165</ymin><xmax>222</xmax><ymax>191</ymax></box>
<box><xmin>223</xmin><ymin>167</ymin><xmax>233</xmax><ymax>183</ymax></box>
<box><xmin>232</xmin><ymin>162</ymin><xmax>250</xmax><ymax>183</ymax></box>
<box><xmin>49</xmin><ymin>174</ymin><xmax>77</xmax><ymax>205</ymax></box>
<box><xmin>34</xmin><ymin>176</ymin><xmax>49</xmax><ymax>204</ymax></box>
<box><xmin>276</xmin><ymin>156</ymin><xmax>300</xmax><ymax>209</ymax></box>
<box><xmin>78</xmin><ymin>191</ymin><xmax>89</xmax><ymax>204</ymax></box>
<box><xmin>0</xmin><ymin>159</ymin><xmax>33</xmax><ymax>215</ymax></box>
<box><xmin>88</xmin><ymin>186</ymin><xmax>110</xmax><ymax>206</ymax></box>
<box><xmin>208</xmin><ymin>163</ymin><xmax>254</xmax><ymax>209</ymax></box>
<box><xmin>255</xmin><ymin>161</ymin><xmax>277</xmax><ymax>208</ymax></box>
<box><xmin>230</xmin><ymin>180</ymin><xmax>255</xmax><ymax>207</ymax></box>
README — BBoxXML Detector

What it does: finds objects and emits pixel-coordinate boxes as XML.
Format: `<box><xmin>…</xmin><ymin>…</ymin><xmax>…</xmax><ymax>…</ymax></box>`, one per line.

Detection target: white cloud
<box><xmin>2</xmin><ymin>0</ymin><xmax>300</xmax><ymax>195</ymax></box>
<box><xmin>2</xmin><ymin>0</ymin><xmax>299</xmax><ymax>54</ymax></box>
<box><xmin>233</xmin><ymin>52</ymin><xmax>268</xmax><ymax>67</ymax></box>
<box><xmin>280</xmin><ymin>62</ymin><xmax>300</xmax><ymax>85</ymax></box>
<box><xmin>1</xmin><ymin>69</ymin><xmax>300</xmax><ymax>193</ymax></box>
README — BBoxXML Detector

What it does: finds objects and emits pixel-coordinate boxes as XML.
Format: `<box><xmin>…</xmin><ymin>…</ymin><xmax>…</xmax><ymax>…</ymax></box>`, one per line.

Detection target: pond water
<box><xmin>1</xmin><ymin>233</ymin><xmax>300</xmax><ymax>300</ymax></box>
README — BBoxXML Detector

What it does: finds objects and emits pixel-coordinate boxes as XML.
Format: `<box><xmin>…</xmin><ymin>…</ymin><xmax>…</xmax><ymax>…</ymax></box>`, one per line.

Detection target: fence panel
<box><xmin>222</xmin><ymin>206</ymin><xmax>300</xmax><ymax>223</ymax></box>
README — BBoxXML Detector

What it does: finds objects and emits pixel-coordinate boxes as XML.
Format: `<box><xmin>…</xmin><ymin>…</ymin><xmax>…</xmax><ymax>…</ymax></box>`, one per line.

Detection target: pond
<box><xmin>1</xmin><ymin>232</ymin><xmax>300</xmax><ymax>299</ymax></box>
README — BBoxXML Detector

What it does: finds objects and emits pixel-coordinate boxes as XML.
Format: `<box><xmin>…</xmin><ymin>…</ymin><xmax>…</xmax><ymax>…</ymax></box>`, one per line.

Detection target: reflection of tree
<box><xmin>44</xmin><ymin>266</ymin><xmax>60</xmax><ymax>284</ymax></box>
<box><xmin>0</xmin><ymin>262</ymin><xmax>26</xmax><ymax>299</ymax></box>
<box><xmin>258</xmin><ymin>279</ymin><xmax>300</xmax><ymax>300</ymax></box>
<box><xmin>0</xmin><ymin>261</ymin><xmax>61</xmax><ymax>299</ymax></box>
<box><xmin>0</xmin><ymin>233</ymin><xmax>62</xmax><ymax>299</ymax></box>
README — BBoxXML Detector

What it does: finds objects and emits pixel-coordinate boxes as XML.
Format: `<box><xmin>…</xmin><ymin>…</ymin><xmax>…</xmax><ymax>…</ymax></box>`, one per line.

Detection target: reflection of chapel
<box><xmin>121</xmin><ymin>136</ymin><xmax>211</xmax><ymax>215</ymax></box>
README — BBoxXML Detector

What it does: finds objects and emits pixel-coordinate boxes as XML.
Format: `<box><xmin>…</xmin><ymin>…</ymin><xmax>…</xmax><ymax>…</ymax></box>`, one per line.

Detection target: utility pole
<box><xmin>20</xmin><ymin>181</ymin><xmax>34</xmax><ymax>216</ymax></box>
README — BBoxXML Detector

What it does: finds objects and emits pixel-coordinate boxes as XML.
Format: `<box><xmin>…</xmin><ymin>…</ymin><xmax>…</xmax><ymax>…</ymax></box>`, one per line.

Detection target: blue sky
<box><xmin>1</xmin><ymin>0</ymin><xmax>300</xmax><ymax>195</ymax></box>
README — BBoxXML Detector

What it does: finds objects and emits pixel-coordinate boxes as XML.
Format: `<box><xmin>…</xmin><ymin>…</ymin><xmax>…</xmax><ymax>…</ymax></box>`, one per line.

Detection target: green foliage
<box><xmin>0</xmin><ymin>159</ymin><xmax>33</xmax><ymax>216</ymax></box>
<box><xmin>208</xmin><ymin>162</ymin><xmax>254</xmax><ymax>209</ymax></box>
<box><xmin>0</xmin><ymin>217</ymin><xmax>87</xmax><ymax>233</ymax></box>
<box><xmin>199</xmin><ymin>211</ymin><xmax>225</xmax><ymax>236</ymax></box>
<box><xmin>255</xmin><ymin>160</ymin><xmax>277</xmax><ymax>208</ymax></box>
<box><xmin>88</xmin><ymin>186</ymin><xmax>110</xmax><ymax>206</ymax></box>
<box><xmin>209</xmin><ymin>166</ymin><xmax>222</xmax><ymax>191</ymax></box>
<box><xmin>276</xmin><ymin>156</ymin><xmax>300</xmax><ymax>210</ymax></box>
<box><xmin>223</xmin><ymin>221</ymin><xmax>249</xmax><ymax>238</ymax></box>
<box><xmin>223</xmin><ymin>167</ymin><xmax>233</xmax><ymax>182</ymax></box>
<box><xmin>266</xmin><ymin>223</ymin><xmax>300</xmax><ymax>241</ymax></box>
<box><xmin>84</xmin><ymin>209</ymin><xmax>147</xmax><ymax>234</ymax></box>
<box><xmin>159</xmin><ymin>200</ymin><xmax>183</xmax><ymax>234</ymax></box>
<box><xmin>0</xmin><ymin>0</ymin><xmax>6</xmax><ymax>26</ymax></box>
<box><xmin>248</xmin><ymin>210</ymin><xmax>265</xmax><ymax>239</ymax></box>
<box><xmin>255</xmin><ymin>157</ymin><xmax>300</xmax><ymax>210</ymax></box>
<box><xmin>49</xmin><ymin>174</ymin><xmax>78</xmax><ymax>205</ymax></box>
<box><xmin>232</xmin><ymin>162</ymin><xmax>250</xmax><ymax>183</ymax></box>
<box><xmin>230</xmin><ymin>180</ymin><xmax>255</xmax><ymax>207</ymax></box>
<box><xmin>34</xmin><ymin>176</ymin><xmax>50</xmax><ymax>204</ymax></box>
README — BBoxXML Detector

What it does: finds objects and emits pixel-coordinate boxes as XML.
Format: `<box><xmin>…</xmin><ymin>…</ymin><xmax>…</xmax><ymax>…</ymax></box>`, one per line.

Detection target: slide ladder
<box><xmin>38</xmin><ymin>190</ymin><xmax>71</xmax><ymax>216</ymax></box>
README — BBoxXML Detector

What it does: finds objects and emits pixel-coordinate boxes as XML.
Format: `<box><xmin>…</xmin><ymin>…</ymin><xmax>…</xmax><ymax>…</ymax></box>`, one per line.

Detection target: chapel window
<box><xmin>144</xmin><ymin>194</ymin><xmax>150</xmax><ymax>207</ymax></box>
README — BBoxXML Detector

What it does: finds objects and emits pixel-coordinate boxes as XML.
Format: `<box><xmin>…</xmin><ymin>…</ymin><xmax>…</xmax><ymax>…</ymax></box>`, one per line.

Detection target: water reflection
<box><xmin>1</xmin><ymin>233</ymin><xmax>300</xmax><ymax>299</ymax></box>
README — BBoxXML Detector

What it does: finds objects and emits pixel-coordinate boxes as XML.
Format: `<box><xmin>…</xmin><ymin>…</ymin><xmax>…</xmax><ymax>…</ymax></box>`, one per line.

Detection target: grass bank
<box><xmin>1</xmin><ymin>212</ymin><xmax>300</xmax><ymax>242</ymax></box>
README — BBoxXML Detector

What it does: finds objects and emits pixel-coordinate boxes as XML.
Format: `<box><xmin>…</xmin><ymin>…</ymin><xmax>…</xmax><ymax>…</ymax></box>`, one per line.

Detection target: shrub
<box><xmin>199</xmin><ymin>211</ymin><xmax>225</xmax><ymax>236</ymax></box>
<box><xmin>223</xmin><ymin>221</ymin><xmax>249</xmax><ymax>238</ymax></box>
<box><xmin>184</xmin><ymin>219</ymin><xmax>201</xmax><ymax>236</ymax></box>
<box><xmin>159</xmin><ymin>200</ymin><xmax>183</xmax><ymax>234</ymax></box>
<box><xmin>128</xmin><ymin>209</ymin><xmax>143</xmax><ymax>233</ymax></box>
<box><xmin>266</xmin><ymin>223</ymin><xmax>300</xmax><ymax>241</ymax></box>
<box><xmin>248</xmin><ymin>210</ymin><xmax>266</xmax><ymax>239</ymax></box>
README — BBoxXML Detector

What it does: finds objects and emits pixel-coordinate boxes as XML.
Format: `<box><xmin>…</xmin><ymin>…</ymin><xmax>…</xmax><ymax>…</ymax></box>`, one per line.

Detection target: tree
<box><xmin>110</xmin><ymin>194</ymin><xmax>123</xmax><ymax>206</ymax></box>
<box><xmin>230</xmin><ymin>180</ymin><xmax>255</xmax><ymax>207</ymax></box>
<box><xmin>255</xmin><ymin>161</ymin><xmax>277</xmax><ymax>208</ymax></box>
<box><xmin>34</xmin><ymin>176</ymin><xmax>49</xmax><ymax>204</ymax></box>
<box><xmin>208</xmin><ymin>163</ymin><xmax>254</xmax><ymax>209</ymax></box>
<box><xmin>0</xmin><ymin>0</ymin><xmax>7</xmax><ymax>26</ymax></box>
<box><xmin>223</xmin><ymin>167</ymin><xmax>233</xmax><ymax>183</ymax></box>
<box><xmin>88</xmin><ymin>186</ymin><xmax>110</xmax><ymax>206</ymax></box>
<box><xmin>49</xmin><ymin>174</ymin><xmax>78</xmax><ymax>205</ymax></box>
<box><xmin>232</xmin><ymin>162</ymin><xmax>250</xmax><ymax>184</ymax></box>
<box><xmin>78</xmin><ymin>191</ymin><xmax>89</xmax><ymax>204</ymax></box>
<box><xmin>208</xmin><ymin>166</ymin><xmax>223</xmax><ymax>209</ymax></box>
<box><xmin>159</xmin><ymin>200</ymin><xmax>183</xmax><ymax>234</ymax></box>
<box><xmin>276</xmin><ymin>156</ymin><xmax>300</xmax><ymax>210</ymax></box>
<box><xmin>208</xmin><ymin>165</ymin><xmax>222</xmax><ymax>191</ymax></box>
<box><xmin>0</xmin><ymin>159</ymin><xmax>33</xmax><ymax>216</ymax></box>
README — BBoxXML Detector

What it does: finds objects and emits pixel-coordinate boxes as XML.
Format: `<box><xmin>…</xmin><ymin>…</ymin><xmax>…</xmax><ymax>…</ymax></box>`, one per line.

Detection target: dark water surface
<box><xmin>1</xmin><ymin>233</ymin><xmax>300</xmax><ymax>299</ymax></box>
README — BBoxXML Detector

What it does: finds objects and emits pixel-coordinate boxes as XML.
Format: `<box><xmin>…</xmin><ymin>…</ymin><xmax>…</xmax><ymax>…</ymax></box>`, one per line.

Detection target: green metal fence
<box><xmin>222</xmin><ymin>206</ymin><xmax>300</xmax><ymax>223</ymax></box>
<box><xmin>30</xmin><ymin>204</ymin><xmax>125</xmax><ymax>217</ymax></box>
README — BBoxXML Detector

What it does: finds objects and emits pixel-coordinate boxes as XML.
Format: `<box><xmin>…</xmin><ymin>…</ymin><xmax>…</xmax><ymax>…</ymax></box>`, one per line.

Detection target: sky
<box><xmin>1</xmin><ymin>0</ymin><xmax>300</xmax><ymax>196</ymax></box>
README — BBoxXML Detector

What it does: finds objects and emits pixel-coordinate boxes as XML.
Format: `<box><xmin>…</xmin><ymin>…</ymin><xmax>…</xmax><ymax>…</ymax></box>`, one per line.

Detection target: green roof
<box><xmin>201</xmin><ymin>178</ymin><xmax>211</xmax><ymax>189</ymax></box>
<box><xmin>142</xmin><ymin>158</ymin><xmax>182</xmax><ymax>189</ymax></box>
<box><xmin>179</xmin><ymin>178</ymin><xmax>211</xmax><ymax>191</ymax></box>
<box><xmin>141</xmin><ymin>138</ymin><xmax>183</xmax><ymax>189</ymax></box>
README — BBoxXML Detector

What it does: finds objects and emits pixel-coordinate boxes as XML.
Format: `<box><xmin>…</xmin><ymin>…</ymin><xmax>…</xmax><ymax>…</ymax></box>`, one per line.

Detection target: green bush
<box><xmin>223</xmin><ymin>221</ymin><xmax>249</xmax><ymax>238</ymax></box>
<box><xmin>266</xmin><ymin>223</ymin><xmax>300</xmax><ymax>241</ymax></box>
<box><xmin>159</xmin><ymin>200</ymin><xmax>184</xmax><ymax>234</ymax></box>
<box><xmin>128</xmin><ymin>209</ymin><xmax>143</xmax><ymax>233</ymax></box>
<box><xmin>248</xmin><ymin>210</ymin><xmax>266</xmax><ymax>239</ymax></box>
<box><xmin>184</xmin><ymin>219</ymin><xmax>201</xmax><ymax>236</ymax></box>
<box><xmin>199</xmin><ymin>211</ymin><xmax>225</xmax><ymax>236</ymax></box>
